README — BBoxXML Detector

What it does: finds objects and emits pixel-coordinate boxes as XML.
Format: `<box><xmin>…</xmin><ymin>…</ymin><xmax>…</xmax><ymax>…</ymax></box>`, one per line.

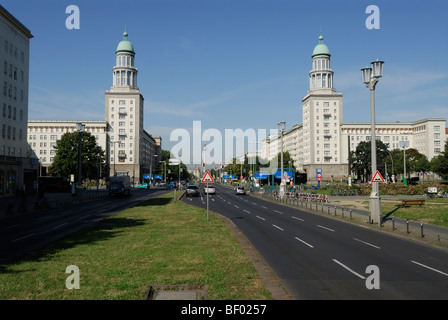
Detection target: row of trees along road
<box><xmin>48</xmin><ymin>132</ymin><xmax>192</xmax><ymax>183</ymax></box>
<box><xmin>351</xmin><ymin>140</ymin><xmax>448</xmax><ymax>181</ymax></box>
<box><xmin>47</xmin><ymin>131</ymin><xmax>448</xmax><ymax>183</ymax></box>
<box><xmin>219</xmin><ymin>152</ymin><xmax>295</xmax><ymax>180</ymax></box>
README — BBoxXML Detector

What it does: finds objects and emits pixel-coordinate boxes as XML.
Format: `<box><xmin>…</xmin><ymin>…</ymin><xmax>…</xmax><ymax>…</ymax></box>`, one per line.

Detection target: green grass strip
<box><xmin>0</xmin><ymin>192</ymin><xmax>272</xmax><ymax>300</ymax></box>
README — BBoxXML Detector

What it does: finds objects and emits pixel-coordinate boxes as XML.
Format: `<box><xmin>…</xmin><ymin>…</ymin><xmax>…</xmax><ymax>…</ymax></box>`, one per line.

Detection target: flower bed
<box><xmin>321</xmin><ymin>182</ymin><xmax>447</xmax><ymax>196</ymax></box>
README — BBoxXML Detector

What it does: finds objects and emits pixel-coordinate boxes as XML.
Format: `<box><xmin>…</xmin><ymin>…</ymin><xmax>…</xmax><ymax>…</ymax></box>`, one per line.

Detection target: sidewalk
<box><xmin>0</xmin><ymin>187</ymin><xmax>109</xmax><ymax>219</ymax></box>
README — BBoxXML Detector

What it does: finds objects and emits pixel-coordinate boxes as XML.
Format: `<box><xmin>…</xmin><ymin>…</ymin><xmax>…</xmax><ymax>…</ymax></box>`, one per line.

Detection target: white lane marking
<box><xmin>317</xmin><ymin>225</ymin><xmax>335</xmax><ymax>232</ymax></box>
<box><xmin>256</xmin><ymin>216</ymin><xmax>265</xmax><ymax>221</ymax></box>
<box><xmin>243</xmin><ymin>210</ymin><xmax>251</xmax><ymax>214</ymax></box>
<box><xmin>295</xmin><ymin>237</ymin><xmax>314</xmax><ymax>248</ymax></box>
<box><xmin>291</xmin><ymin>216</ymin><xmax>304</xmax><ymax>222</ymax></box>
<box><xmin>274</xmin><ymin>210</ymin><xmax>283</xmax><ymax>214</ymax></box>
<box><xmin>53</xmin><ymin>223</ymin><xmax>68</xmax><ymax>230</ymax></box>
<box><xmin>79</xmin><ymin>215</ymin><xmax>90</xmax><ymax>220</ymax></box>
<box><xmin>0</xmin><ymin>223</ymin><xmax>22</xmax><ymax>231</ymax></box>
<box><xmin>234</xmin><ymin>205</ymin><xmax>239</xmax><ymax>208</ymax></box>
<box><xmin>261</xmin><ymin>206</ymin><xmax>268</xmax><ymax>209</ymax></box>
<box><xmin>272</xmin><ymin>224</ymin><xmax>284</xmax><ymax>231</ymax></box>
<box><xmin>353</xmin><ymin>238</ymin><xmax>381</xmax><ymax>249</ymax></box>
<box><xmin>37</xmin><ymin>216</ymin><xmax>52</xmax><ymax>221</ymax></box>
<box><xmin>411</xmin><ymin>261</ymin><xmax>448</xmax><ymax>277</ymax></box>
<box><xmin>11</xmin><ymin>233</ymin><xmax>35</xmax><ymax>243</ymax></box>
<box><xmin>332</xmin><ymin>259</ymin><xmax>366</xmax><ymax>280</ymax></box>
<box><xmin>252</xmin><ymin>202</ymin><xmax>257</xmax><ymax>205</ymax></box>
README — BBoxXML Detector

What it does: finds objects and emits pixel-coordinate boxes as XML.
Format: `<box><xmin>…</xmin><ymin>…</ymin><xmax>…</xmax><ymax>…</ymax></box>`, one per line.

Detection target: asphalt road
<box><xmin>0</xmin><ymin>187</ymin><xmax>170</xmax><ymax>263</ymax></box>
<box><xmin>183</xmin><ymin>183</ymin><xmax>448</xmax><ymax>300</ymax></box>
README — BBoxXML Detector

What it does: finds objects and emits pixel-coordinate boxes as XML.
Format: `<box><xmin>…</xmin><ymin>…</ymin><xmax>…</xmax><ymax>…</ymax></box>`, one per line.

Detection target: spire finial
<box><xmin>123</xmin><ymin>25</ymin><xmax>128</xmax><ymax>39</ymax></box>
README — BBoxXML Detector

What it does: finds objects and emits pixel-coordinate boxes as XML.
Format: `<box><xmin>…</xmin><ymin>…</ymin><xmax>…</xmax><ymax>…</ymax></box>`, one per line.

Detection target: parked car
<box><xmin>186</xmin><ymin>185</ymin><xmax>199</xmax><ymax>197</ymax></box>
<box><xmin>234</xmin><ymin>186</ymin><xmax>246</xmax><ymax>195</ymax></box>
<box><xmin>138</xmin><ymin>183</ymin><xmax>149</xmax><ymax>189</ymax></box>
<box><xmin>203</xmin><ymin>185</ymin><xmax>216</xmax><ymax>195</ymax></box>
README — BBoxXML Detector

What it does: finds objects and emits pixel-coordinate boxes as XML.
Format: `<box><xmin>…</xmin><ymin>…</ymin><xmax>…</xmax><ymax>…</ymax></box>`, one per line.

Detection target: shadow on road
<box><xmin>1</xmin><ymin>216</ymin><xmax>146</xmax><ymax>269</ymax></box>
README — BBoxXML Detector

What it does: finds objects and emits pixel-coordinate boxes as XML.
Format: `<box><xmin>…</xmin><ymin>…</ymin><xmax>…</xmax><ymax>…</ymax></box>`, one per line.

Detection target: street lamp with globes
<box><xmin>361</xmin><ymin>59</ymin><xmax>384</xmax><ymax>226</ymax></box>
<box><xmin>278</xmin><ymin>121</ymin><xmax>286</xmax><ymax>197</ymax></box>
<box><xmin>76</xmin><ymin>122</ymin><xmax>85</xmax><ymax>188</ymax></box>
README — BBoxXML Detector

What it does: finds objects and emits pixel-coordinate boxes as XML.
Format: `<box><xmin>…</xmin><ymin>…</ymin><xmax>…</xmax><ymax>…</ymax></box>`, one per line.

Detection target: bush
<box><xmin>321</xmin><ymin>182</ymin><xmax>447</xmax><ymax>196</ymax></box>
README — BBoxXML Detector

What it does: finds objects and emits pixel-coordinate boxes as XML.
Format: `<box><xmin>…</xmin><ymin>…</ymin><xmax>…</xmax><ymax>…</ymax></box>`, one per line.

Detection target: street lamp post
<box><xmin>150</xmin><ymin>154</ymin><xmax>157</xmax><ymax>186</ymax></box>
<box><xmin>278</xmin><ymin>121</ymin><xmax>286</xmax><ymax>197</ymax></box>
<box><xmin>160</xmin><ymin>161</ymin><xmax>166</xmax><ymax>183</ymax></box>
<box><xmin>111</xmin><ymin>141</ymin><xmax>119</xmax><ymax>177</ymax></box>
<box><xmin>76</xmin><ymin>122</ymin><xmax>85</xmax><ymax>188</ymax></box>
<box><xmin>399</xmin><ymin>141</ymin><xmax>409</xmax><ymax>185</ymax></box>
<box><xmin>361</xmin><ymin>59</ymin><xmax>384</xmax><ymax>226</ymax></box>
<box><xmin>386</xmin><ymin>150</ymin><xmax>394</xmax><ymax>183</ymax></box>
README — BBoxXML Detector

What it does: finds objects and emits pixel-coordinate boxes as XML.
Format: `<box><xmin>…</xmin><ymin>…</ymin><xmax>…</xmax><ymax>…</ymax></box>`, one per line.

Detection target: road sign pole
<box><xmin>207</xmin><ymin>182</ymin><xmax>209</xmax><ymax>221</ymax></box>
<box><xmin>201</xmin><ymin>171</ymin><xmax>214</xmax><ymax>221</ymax></box>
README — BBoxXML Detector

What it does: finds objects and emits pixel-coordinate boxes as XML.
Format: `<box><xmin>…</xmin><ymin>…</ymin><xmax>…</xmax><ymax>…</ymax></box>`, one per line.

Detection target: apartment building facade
<box><xmin>0</xmin><ymin>5</ymin><xmax>35</xmax><ymax>194</ymax></box>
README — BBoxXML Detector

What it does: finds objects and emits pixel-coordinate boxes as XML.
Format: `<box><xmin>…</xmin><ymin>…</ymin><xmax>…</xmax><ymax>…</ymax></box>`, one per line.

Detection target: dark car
<box><xmin>186</xmin><ymin>185</ymin><xmax>199</xmax><ymax>197</ymax></box>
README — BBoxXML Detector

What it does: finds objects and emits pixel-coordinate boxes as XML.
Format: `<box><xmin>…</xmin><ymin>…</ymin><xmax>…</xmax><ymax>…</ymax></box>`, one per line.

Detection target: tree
<box><xmin>414</xmin><ymin>155</ymin><xmax>430</xmax><ymax>174</ymax></box>
<box><xmin>391</xmin><ymin>147</ymin><xmax>427</xmax><ymax>179</ymax></box>
<box><xmin>48</xmin><ymin>131</ymin><xmax>106</xmax><ymax>183</ymax></box>
<box><xmin>160</xmin><ymin>149</ymin><xmax>190</xmax><ymax>181</ymax></box>
<box><xmin>430</xmin><ymin>141</ymin><xmax>448</xmax><ymax>180</ymax></box>
<box><xmin>224</xmin><ymin>158</ymin><xmax>242</xmax><ymax>179</ymax></box>
<box><xmin>351</xmin><ymin>140</ymin><xmax>389</xmax><ymax>181</ymax></box>
<box><xmin>271</xmin><ymin>151</ymin><xmax>295</xmax><ymax>170</ymax></box>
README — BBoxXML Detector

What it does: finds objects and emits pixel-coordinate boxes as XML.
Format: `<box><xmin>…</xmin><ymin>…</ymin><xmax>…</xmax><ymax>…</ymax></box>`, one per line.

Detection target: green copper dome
<box><xmin>312</xmin><ymin>34</ymin><xmax>330</xmax><ymax>58</ymax></box>
<box><xmin>116</xmin><ymin>31</ymin><xmax>134</xmax><ymax>54</ymax></box>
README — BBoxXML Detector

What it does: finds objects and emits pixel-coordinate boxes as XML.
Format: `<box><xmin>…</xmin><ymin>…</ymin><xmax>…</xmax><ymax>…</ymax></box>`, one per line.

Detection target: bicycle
<box><xmin>437</xmin><ymin>191</ymin><xmax>447</xmax><ymax>198</ymax></box>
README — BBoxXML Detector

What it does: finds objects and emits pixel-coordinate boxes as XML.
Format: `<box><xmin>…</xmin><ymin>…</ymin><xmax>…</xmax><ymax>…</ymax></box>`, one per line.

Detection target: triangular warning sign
<box><xmin>201</xmin><ymin>171</ymin><xmax>215</xmax><ymax>183</ymax></box>
<box><xmin>371</xmin><ymin>170</ymin><xmax>385</xmax><ymax>183</ymax></box>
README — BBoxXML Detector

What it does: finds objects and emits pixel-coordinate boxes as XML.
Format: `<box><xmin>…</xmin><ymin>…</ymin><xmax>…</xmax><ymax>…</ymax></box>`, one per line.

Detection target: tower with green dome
<box><xmin>301</xmin><ymin>33</ymin><xmax>344</xmax><ymax>178</ymax></box>
<box><xmin>309</xmin><ymin>33</ymin><xmax>333</xmax><ymax>91</ymax></box>
<box><xmin>113</xmin><ymin>31</ymin><xmax>138</xmax><ymax>88</ymax></box>
<box><xmin>105</xmin><ymin>31</ymin><xmax>159</xmax><ymax>183</ymax></box>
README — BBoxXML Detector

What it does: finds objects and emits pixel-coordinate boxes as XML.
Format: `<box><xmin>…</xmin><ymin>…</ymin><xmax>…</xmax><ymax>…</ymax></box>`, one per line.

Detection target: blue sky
<box><xmin>3</xmin><ymin>0</ymin><xmax>448</xmax><ymax>157</ymax></box>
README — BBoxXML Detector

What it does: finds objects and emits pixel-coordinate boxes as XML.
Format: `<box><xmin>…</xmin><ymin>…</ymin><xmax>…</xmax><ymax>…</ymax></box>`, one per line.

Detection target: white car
<box><xmin>234</xmin><ymin>186</ymin><xmax>246</xmax><ymax>195</ymax></box>
<box><xmin>203</xmin><ymin>185</ymin><xmax>216</xmax><ymax>195</ymax></box>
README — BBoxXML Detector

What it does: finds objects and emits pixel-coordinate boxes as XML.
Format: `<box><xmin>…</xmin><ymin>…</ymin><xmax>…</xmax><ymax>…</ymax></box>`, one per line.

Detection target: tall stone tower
<box><xmin>105</xmin><ymin>31</ymin><xmax>145</xmax><ymax>182</ymax></box>
<box><xmin>301</xmin><ymin>33</ymin><xmax>345</xmax><ymax>179</ymax></box>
